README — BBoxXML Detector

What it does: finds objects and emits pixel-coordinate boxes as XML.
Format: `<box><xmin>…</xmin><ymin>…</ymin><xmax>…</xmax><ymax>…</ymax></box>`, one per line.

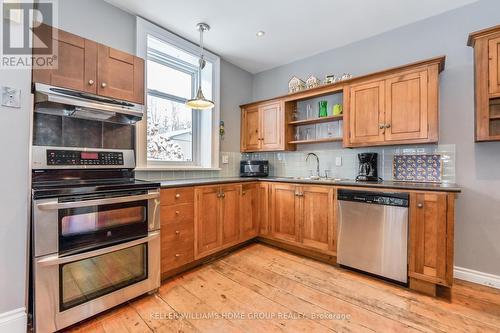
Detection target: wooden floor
<box><xmin>64</xmin><ymin>243</ymin><xmax>500</xmax><ymax>333</ymax></box>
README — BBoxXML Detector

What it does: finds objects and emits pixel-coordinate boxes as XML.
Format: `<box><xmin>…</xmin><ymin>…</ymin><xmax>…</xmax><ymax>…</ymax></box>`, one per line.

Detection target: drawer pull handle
<box><xmin>175</xmin><ymin>254</ymin><xmax>180</xmax><ymax>258</ymax></box>
<box><xmin>175</xmin><ymin>193</ymin><xmax>181</xmax><ymax>199</ymax></box>
<box><xmin>417</xmin><ymin>203</ymin><xmax>424</xmax><ymax>208</ymax></box>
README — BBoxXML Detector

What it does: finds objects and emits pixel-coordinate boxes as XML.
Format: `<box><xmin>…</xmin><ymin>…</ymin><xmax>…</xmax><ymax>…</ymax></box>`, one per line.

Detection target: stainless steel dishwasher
<box><xmin>337</xmin><ymin>189</ymin><xmax>409</xmax><ymax>284</ymax></box>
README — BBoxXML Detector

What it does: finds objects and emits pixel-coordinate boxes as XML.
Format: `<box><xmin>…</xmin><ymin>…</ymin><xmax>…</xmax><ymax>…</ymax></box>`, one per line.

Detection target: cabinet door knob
<box><xmin>88</xmin><ymin>80</ymin><xmax>95</xmax><ymax>86</ymax></box>
<box><xmin>101</xmin><ymin>82</ymin><xmax>107</xmax><ymax>88</ymax></box>
<box><xmin>175</xmin><ymin>193</ymin><xmax>181</xmax><ymax>199</ymax></box>
<box><xmin>242</xmin><ymin>191</ymin><xmax>246</xmax><ymax>195</ymax></box>
<box><xmin>385</xmin><ymin>123</ymin><xmax>391</xmax><ymax>129</ymax></box>
<box><xmin>175</xmin><ymin>211</ymin><xmax>180</xmax><ymax>215</ymax></box>
<box><xmin>417</xmin><ymin>203</ymin><xmax>424</xmax><ymax>208</ymax></box>
<box><xmin>379</xmin><ymin>124</ymin><xmax>385</xmax><ymax>129</ymax></box>
<box><xmin>175</xmin><ymin>254</ymin><xmax>180</xmax><ymax>258</ymax></box>
<box><xmin>175</xmin><ymin>230</ymin><xmax>180</xmax><ymax>235</ymax></box>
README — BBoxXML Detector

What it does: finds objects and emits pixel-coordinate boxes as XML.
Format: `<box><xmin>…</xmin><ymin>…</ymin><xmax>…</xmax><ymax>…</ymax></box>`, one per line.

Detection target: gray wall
<box><xmin>58</xmin><ymin>0</ymin><xmax>252</xmax><ymax>153</ymax></box>
<box><xmin>0</xmin><ymin>67</ymin><xmax>31</xmax><ymax>315</ymax></box>
<box><xmin>252</xmin><ymin>0</ymin><xmax>500</xmax><ymax>276</ymax></box>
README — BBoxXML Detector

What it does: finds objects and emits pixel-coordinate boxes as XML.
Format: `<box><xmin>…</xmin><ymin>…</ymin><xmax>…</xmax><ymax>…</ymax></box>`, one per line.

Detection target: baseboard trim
<box><xmin>454</xmin><ymin>266</ymin><xmax>500</xmax><ymax>290</ymax></box>
<box><xmin>0</xmin><ymin>307</ymin><xmax>27</xmax><ymax>333</ymax></box>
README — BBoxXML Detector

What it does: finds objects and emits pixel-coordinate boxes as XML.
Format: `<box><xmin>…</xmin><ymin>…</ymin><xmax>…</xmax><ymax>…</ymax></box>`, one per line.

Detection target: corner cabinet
<box><xmin>468</xmin><ymin>25</ymin><xmax>500</xmax><ymax>141</ymax></box>
<box><xmin>344</xmin><ymin>61</ymin><xmax>441</xmax><ymax>147</ymax></box>
<box><xmin>241</xmin><ymin>100</ymin><xmax>293</xmax><ymax>152</ymax></box>
<box><xmin>33</xmin><ymin>24</ymin><xmax>144</xmax><ymax>104</ymax></box>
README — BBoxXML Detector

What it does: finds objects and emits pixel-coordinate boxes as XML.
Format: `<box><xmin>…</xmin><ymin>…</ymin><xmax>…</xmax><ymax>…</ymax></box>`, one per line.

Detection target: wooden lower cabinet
<box><xmin>258</xmin><ymin>183</ymin><xmax>270</xmax><ymax>235</ymax></box>
<box><xmin>221</xmin><ymin>184</ymin><xmax>241</xmax><ymax>246</ymax></box>
<box><xmin>409</xmin><ymin>191</ymin><xmax>455</xmax><ymax>293</ymax></box>
<box><xmin>240</xmin><ymin>183</ymin><xmax>260</xmax><ymax>239</ymax></box>
<box><xmin>159</xmin><ymin>187</ymin><xmax>195</xmax><ymax>278</ymax></box>
<box><xmin>269</xmin><ymin>183</ymin><xmax>336</xmax><ymax>255</ymax></box>
<box><xmin>300</xmin><ymin>186</ymin><xmax>335</xmax><ymax>253</ymax></box>
<box><xmin>194</xmin><ymin>184</ymin><xmax>243</xmax><ymax>259</ymax></box>
<box><xmin>160</xmin><ymin>182</ymin><xmax>457</xmax><ymax>298</ymax></box>
<box><xmin>270</xmin><ymin>183</ymin><xmax>300</xmax><ymax>242</ymax></box>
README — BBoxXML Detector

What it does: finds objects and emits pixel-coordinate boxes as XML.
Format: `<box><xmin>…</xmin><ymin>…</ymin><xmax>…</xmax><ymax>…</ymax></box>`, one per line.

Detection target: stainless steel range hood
<box><xmin>34</xmin><ymin>83</ymin><xmax>144</xmax><ymax>124</ymax></box>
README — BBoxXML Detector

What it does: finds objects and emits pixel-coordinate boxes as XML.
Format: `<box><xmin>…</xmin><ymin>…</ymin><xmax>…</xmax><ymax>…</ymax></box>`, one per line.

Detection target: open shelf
<box><xmin>288</xmin><ymin>137</ymin><xmax>343</xmax><ymax>145</ymax></box>
<box><xmin>288</xmin><ymin>115</ymin><xmax>343</xmax><ymax>126</ymax></box>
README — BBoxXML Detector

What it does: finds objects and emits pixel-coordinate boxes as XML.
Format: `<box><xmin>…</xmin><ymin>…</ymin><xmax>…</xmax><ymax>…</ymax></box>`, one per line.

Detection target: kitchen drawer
<box><xmin>160</xmin><ymin>203</ymin><xmax>194</xmax><ymax>224</ymax></box>
<box><xmin>160</xmin><ymin>187</ymin><xmax>194</xmax><ymax>206</ymax></box>
<box><xmin>161</xmin><ymin>245</ymin><xmax>195</xmax><ymax>271</ymax></box>
<box><xmin>162</xmin><ymin>220</ymin><xmax>194</xmax><ymax>245</ymax></box>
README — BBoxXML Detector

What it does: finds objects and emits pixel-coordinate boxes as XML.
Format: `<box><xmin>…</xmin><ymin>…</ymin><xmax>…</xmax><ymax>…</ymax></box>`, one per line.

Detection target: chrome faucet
<box><xmin>306</xmin><ymin>153</ymin><xmax>320</xmax><ymax>178</ymax></box>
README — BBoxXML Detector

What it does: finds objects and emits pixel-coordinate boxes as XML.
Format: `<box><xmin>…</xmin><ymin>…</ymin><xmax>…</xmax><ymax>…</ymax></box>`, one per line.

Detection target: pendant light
<box><xmin>186</xmin><ymin>23</ymin><xmax>215</xmax><ymax>110</ymax></box>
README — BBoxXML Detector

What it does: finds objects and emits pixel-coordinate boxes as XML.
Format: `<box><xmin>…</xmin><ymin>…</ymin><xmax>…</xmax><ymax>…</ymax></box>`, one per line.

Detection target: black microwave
<box><xmin>240</xmin><ymin>160</ymin><xmax>269</xmax><ymax>177</ymax></box>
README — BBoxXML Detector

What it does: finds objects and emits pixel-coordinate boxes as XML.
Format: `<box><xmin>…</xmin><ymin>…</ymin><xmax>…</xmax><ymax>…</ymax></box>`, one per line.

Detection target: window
<box><xmin>136</xmin><ymin>18</ymin><xmax>220</xmax><ymax>169</ymax></box>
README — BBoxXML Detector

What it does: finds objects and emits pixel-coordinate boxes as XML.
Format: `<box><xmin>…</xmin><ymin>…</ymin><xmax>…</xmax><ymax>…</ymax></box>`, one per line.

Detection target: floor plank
<box><xmin>63</xmin><ymin>244</ymin><xmax>500</xmax><ymax>333</ymax></box>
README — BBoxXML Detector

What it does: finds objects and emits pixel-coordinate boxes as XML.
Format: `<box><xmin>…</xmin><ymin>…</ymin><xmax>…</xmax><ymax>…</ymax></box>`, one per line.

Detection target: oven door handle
<box><xmin>37</xmin><ymin>231</ymin><xmax>160</xmax><ymax>266</ymax></box>
<box><xmin>36</xmin><ymin>192</ymin><xmax>159</xmax><ymax>210</ymax></box>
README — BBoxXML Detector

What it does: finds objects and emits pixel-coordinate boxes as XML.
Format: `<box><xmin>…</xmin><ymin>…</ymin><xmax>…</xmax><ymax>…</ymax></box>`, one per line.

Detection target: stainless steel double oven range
<box><xmin>30</xmin><ymin>84</ymin><xmax>160</xmax><ymax>332</ymax></box>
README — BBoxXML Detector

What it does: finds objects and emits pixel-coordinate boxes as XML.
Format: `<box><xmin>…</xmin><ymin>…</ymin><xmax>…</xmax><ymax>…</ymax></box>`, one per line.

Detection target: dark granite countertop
<box><xmin>149</xmin><ymin>177</ymin><xmax>461</xmax><ymax>193</ymax></box>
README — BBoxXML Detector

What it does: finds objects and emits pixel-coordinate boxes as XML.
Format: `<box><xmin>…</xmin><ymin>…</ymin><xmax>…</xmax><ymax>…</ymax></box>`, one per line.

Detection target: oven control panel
<box><xmin>46</xmin><ymin>150</ymin><xmax>124</xmax><ymax>166</ymax></box>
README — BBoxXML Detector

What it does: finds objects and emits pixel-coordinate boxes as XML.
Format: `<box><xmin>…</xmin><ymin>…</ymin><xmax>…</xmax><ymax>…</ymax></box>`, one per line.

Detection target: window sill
<box><xmin>135</xmin><ymin>166</ymin><xmax>222</xmax><ymax>172</ymax></box>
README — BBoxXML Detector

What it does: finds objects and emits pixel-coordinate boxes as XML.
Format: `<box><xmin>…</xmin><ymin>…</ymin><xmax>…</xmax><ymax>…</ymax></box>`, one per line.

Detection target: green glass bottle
<box><xmin>319</xmin><ymin>100</ymin><xmax>328</xmax><ymax>117</ymax></box>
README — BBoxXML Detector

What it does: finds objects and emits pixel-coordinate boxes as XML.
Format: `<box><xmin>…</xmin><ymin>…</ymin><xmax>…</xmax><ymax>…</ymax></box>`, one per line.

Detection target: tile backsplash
<box><xmin>137</xmin><ymin>144</ymin><xmax>456</xmax><ymax>184</ymax></box>
<box><xmin>135</xmin><ymin>151</ymin><xmax>243</xmax><ymax>181</ymax></box>
<box><xmin>243</xmin><ymin>144</ymin><xmax>456</xmax><ymax>183</ymax></box>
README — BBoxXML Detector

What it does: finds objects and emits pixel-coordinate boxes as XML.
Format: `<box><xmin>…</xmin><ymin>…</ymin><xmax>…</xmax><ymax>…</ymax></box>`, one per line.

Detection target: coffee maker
<box><xmin>356</xmin><ymin>153</ymin><xmax>380</xmax><ymax>182</ymax></box>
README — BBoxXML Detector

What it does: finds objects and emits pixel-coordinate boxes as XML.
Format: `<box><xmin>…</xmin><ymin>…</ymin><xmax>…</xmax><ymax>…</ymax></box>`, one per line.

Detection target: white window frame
<box><xmin>136</xmin><ymin>17</ymin><xmax>220</xmax><ymax>170</ymax></box>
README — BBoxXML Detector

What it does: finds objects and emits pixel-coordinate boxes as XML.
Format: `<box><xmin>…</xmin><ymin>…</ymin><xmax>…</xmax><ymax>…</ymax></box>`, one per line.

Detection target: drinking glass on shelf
<box><xmin>306</xmin><ymin>104</ymin><xmax>313</xmax><ymax>119</ymax></box>
<box><xmin>294</xmin><ymin>127</ymin><xmax>301</xmax><ymax>141</ymax></box>
<box><xmin>327</xmin><ymin>123</ymin><xmax>334</xmax><ymax>138</ymax></box>
<box><xmin>306</xmin><ymin>128</ymin><xmax>314</xmax><ymax>141</ymax></box>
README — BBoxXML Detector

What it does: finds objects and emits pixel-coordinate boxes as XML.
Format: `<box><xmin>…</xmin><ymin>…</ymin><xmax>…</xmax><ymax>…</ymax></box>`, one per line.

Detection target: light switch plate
<box><xmin>335</xmin><ymin>156</ymin><xmax>342</xmax><ymax>167</ymax></box>
<box><xmin>2</xmin><ymin>86</ymin><xmax>21</xmax><ymax>108</ymax></box>
<box><xmin>222</xmin><ymin>154</ymin><xmax>229</xmax><ymax>164</ymax></box>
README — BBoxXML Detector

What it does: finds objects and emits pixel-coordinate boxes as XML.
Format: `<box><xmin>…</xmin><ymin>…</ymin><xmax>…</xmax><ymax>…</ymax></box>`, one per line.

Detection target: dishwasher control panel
<box><xmin>338</xmin><ymin>189</ymin><xmax>409</xmax><ymax>207</ymax></box>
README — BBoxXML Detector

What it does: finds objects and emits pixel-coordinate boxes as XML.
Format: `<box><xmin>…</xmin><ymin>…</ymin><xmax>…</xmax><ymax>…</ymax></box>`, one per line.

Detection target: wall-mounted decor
<box><xmin>393</xmin><ymin>154</ymin><xmax>442</xmax><ymax>183</ymax></box>
<box><xmin>288</xmin><ymin>76</ymin><xmax>306</xmax><ymax>93</ymax></box>
<box><xmin>305</xmin><ymin>75</ymin><xmax>321</xmax><ymax>89</ymax></box>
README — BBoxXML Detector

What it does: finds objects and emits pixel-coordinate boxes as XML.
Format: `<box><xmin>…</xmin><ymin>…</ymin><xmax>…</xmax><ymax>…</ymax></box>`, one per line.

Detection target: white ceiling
<box><xmin>105</xmin><ymin>0</ymin><xmax>477</xmax><ymax>74</ymax></box>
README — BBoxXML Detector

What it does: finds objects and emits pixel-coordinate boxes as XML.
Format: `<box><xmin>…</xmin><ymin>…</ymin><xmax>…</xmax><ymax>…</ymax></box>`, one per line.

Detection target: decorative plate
<box><xmin>393</xmin><ymin>154</ymin><xmax>442</xmax><ymax>183</ymax></box>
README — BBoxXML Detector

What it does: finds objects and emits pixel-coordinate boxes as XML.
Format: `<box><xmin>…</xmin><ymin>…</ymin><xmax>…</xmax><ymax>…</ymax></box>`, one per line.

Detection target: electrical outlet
<box><xmin>335</xmin><ymin>156</ymin><xmax>342</xmax><ymax>167</ymax></box>
<box><xmin>222</xmin><ymin>154</ymin><xmax>229</xmax><ymax>164</ymax></box>
<box><xmin>2</xmin><ymin>86</ymin><xmax>21</xmax><ymax>108</ymax></box>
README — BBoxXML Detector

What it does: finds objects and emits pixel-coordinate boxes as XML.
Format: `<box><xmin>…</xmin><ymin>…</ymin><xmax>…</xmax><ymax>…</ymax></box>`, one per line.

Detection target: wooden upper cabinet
<box><xmin>469</xmin><ymin>26</ymin><xmax>500</xmax><ymax>141</ymax></box>
<box><xmin>194</xmin><ymin>186</ymin><xmax>222</xmax><ymax>259</ymax></box>
<box><xmin>270</xmin><ymin>183</ymin><xmax>299</xmax><ymax>242</ymax></box>
<box><xmin>489</xmin><ymin>36</ymin><xmax>500</xmax><ymax>95</ymax></box>
<box><xmin>97</xmin><ymin>45</ymin><xmax>144</xmax><ymax>104</ymax></box>
<box><xmin>348</xmin><ymin>80</ymin><xmax>386</xmax><ymax>145</ymax></box>
<box><xmin>240</xmin><ymin>99</ymin><xmax>287</xmax><ymax>152</ymax></box>
<box><xmin>409</xmin><ymin>192</ymin><xmax>454</xmax><ymax>286</ymax></box>
<box><xmin>241</xmin><ymin>105</ymin><xmax>261</xmax><ymax>151</ymax></box>
<box><xmin>300</xmin><ymin>186</ymin><xmax>335</xmax><ymax>253</ymax></box>
<box><xmin>385</xmin><ymin>70</ymin><xmax>429</xmax><ymax>142</ymax></box>
<box><xmin>221</xmin><ymin>184</ymin><xmax>241</xmax><ymax>246</ymax></box>
<box><xmin>240</xmin><ymin>183</ymin><xmax>260</xmax><ymax>239</ymax></box>
<box><xmin>345</xmin><ymin>58</ymin><xmax>443</xmax><ymax>147</ymax></box>
<box><xmin>32</xmin><ymin>25</ymin><xmax>144</xmax><ymax>104</ymax></box>
<box><xmin>260</xmin><ymin>101</ymin><xmax>283</xmax><ymax>150</ymax></box>
<box><xmin>33</xmin><ymin>26</ymin><xmax>97</xmax><ymax>94</ymax></box>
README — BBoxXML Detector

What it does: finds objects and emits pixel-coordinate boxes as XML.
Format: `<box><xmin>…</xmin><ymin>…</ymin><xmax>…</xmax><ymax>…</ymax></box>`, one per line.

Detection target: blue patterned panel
<box><xmin>393</xmin><ymin>154</ymin><xmax>442</xmax><ymax>183</ymax></box>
